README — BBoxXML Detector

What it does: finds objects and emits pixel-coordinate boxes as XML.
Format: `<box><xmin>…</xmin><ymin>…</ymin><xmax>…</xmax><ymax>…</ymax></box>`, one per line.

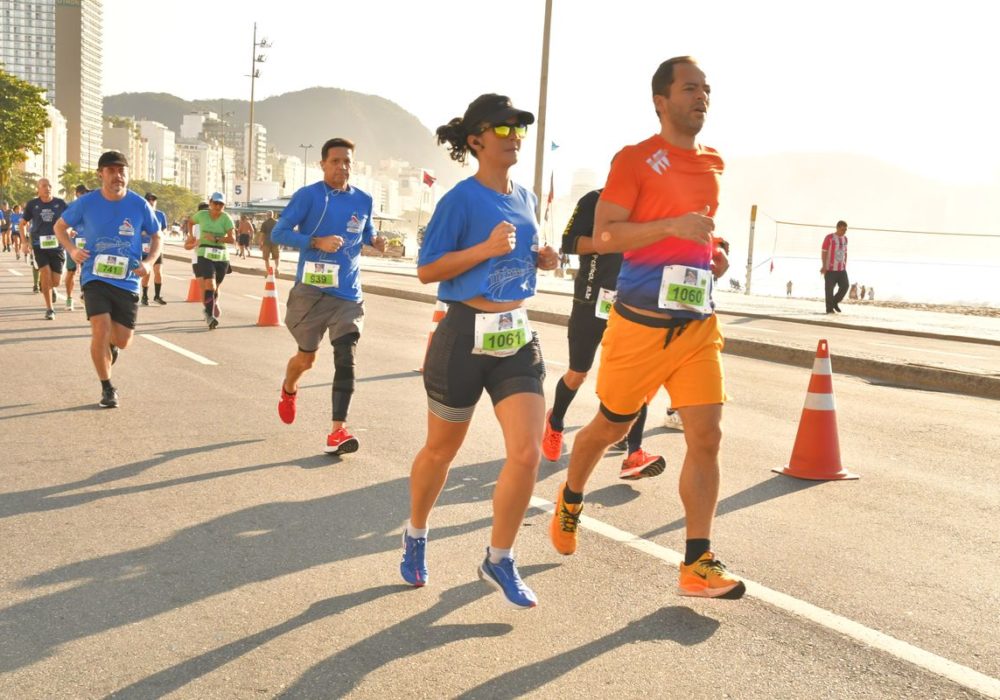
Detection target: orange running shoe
<box><xmin>541</xmin><ymin>410</ymin><xmax>564</xmax><ymax>462</ymax></box>
<box><xmin>549</xmin><ymin>482</ymin><xmax>583</xmax><ymax>555</ymax></box>
<box><xmin>678</xmin><ymin>551</ymin><xmax>746</xmax><ymax>599</ymax></box>
<box><xmin>619</xmin><ymin>449</ymin><xmax>666</xmax><ymax>480</ymax></box>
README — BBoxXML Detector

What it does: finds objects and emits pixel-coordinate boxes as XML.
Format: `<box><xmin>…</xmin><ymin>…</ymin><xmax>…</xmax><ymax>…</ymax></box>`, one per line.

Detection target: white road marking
<box><xmin>529</xmin><ymin>496</ymin><xmax>1000</xmax><ymax>698</ymax></box>
<box><xmin>869</xmin><ymin>341</ymin><xmax>988</xmax><ymax>360</ymax></box>
<box><xmin>164</xmin><ymin>273</ymin><xmax>190</xmax><ymax>281</ymax></box>
<box><xmin>8</xmin><ymin>268</ymin><xmax>24</xmax><ymax>276</ymax></box>
<box><xmin>723</xmin><ymin>324</ymin><xmax>781</xmax><ymax>333</ymax></box>
<box><xmin>139</xmin><ymin>334</ymin><xmax>218</xmax><ymax>365</ymax></box>
<box><xmin>244</xmin><ymin>294</ymin><xmax>262</xmax><ymax>300</ymax></box>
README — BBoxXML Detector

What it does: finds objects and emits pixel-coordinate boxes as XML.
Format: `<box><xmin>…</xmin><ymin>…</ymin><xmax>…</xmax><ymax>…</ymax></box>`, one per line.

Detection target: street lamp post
<box><xmin>246</xmin><ymin>22</ymin><xmax>271</xmax><ymax>207</ymax></box>
<box><xmin>299</xmin><ymin>143</ymin><xmax>312</xmax><ymax>189</ymax></box>
<box><xmin>532</xmin><ymin>0</ymin><xmax>553</xmax><ymax>224</ymax></box>
<box><xmin>218</xmin><ymin>101</ymin><xmax>234</xmax><ymax>203</ymax></box>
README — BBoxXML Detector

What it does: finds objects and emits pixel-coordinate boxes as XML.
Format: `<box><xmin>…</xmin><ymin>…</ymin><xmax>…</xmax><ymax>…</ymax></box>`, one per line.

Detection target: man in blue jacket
<box><xmin>272</xmin><ymin>137</ymin><xmax>386</xmax><ymax>455</ymax></box>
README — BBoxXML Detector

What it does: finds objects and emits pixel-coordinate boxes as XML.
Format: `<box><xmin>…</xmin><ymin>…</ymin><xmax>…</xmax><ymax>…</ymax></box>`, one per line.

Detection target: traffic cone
<box><xmin>185</xmin><ymin>277</ymin><xmax>201</xmax><ymax>302</ymax></box>
<box><xmin>417</xmin><ymin>301</ymin><xmax>449</xmax><ymax>373</ymax></box>
<box><xmin>256</xmin><ymin>266</ymin><xmax>282</xmax><ymax>327</ymax></box>
<box><xmin>773</xmin><ymin>339</ymin><xmax>859</xmax><ymax>480</ymax></box>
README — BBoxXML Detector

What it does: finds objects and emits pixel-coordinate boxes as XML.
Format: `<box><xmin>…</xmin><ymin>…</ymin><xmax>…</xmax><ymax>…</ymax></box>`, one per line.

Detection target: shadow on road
<box><xmin>640</xmin><ymin>475</ymin><xmax>821</xmax><ymax>539</ymax></box>
<box><xmin>454</xmin><ymin>606</ymin><xmax>720</xmax><ymax>699</ymax></box>
<box><xmin>0</xmin><ymin>454</ymin><xmax>514</xmax><ymax>675</ymax></box>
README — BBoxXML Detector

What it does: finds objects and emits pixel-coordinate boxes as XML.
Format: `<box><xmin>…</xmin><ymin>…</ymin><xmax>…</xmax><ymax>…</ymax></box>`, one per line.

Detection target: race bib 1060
<box><xmin>657</xmin><ymin>265</ymin><xmax>711</xmax><ymax>313</ymax></box>
<box><xmin>595</xmin><ymin>288</ymin><xmax>616</xmax><ymax>320</ymax></box>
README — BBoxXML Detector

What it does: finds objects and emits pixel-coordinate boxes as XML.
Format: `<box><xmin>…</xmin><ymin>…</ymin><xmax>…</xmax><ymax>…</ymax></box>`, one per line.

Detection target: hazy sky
<box><xmin>104</xmin><ymin>0</ymin><xmax>1000</xmax><ymax>191</ymax></box>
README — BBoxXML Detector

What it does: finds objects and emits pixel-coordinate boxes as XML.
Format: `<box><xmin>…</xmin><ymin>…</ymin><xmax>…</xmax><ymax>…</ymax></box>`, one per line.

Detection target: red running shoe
<box><xmin>278</xmin><ymin>387</ymin><xmax>297</xmax><ymax>424</ymax></box>
<box><xmin>325</xmin><ymin>427</ymin><xmax>360</xmax><ymax>455</ymax></box>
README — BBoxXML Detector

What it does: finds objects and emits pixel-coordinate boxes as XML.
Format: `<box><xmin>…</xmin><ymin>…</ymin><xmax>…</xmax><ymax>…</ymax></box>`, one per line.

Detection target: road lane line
<box><xmin>164</xmin><ymin>273</ymin><xmax>190</xmax><ymax>281</ymax></box>
<box><xmin>723</xmin><ymin>324</ymin><xmax>781</xmax><ymax>333</ymax></box>
<box><xmin>529</xmin><ymin>496</ymin><xmax>1000</xmax><ymax>698</ymax></box>
<box><xmin>139</xmin><ymin>334</ymin><xmax>218</xmax><ymax>365</ymax></box>
<box><xmin>869</xmin><ymin>341</ymin><xmax>988</xmax><ymax>360</ymax></box>
<box><xmin>244</xmin><ymin>294</ymin><xmax>262</xmax><ymax>300</ymax></box>
<box><xmin>8</xmin><ymin>268</ymin><xmax>24</xmax><ymax>276</ymax></box>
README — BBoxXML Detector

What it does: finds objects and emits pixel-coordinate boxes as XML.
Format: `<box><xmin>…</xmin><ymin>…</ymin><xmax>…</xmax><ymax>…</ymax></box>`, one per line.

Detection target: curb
<box><xmin>164</xmin><ymin>252</ymin><xmax>1000</xmax><ymax>401</ymax></box>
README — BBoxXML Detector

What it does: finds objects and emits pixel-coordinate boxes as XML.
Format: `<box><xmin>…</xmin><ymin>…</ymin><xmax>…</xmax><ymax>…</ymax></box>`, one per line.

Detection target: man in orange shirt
<box><xmin>549</xmin><ymin>56</ymin><xmax>744</xmax><ymax>599</ymax></box>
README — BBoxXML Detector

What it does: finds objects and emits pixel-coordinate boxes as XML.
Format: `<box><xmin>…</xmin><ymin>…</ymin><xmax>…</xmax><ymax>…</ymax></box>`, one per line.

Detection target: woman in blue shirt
<box><xmin>399</xmin><ymin>94</ymin><xmax>560</xmax><ymax>608</ymax></box>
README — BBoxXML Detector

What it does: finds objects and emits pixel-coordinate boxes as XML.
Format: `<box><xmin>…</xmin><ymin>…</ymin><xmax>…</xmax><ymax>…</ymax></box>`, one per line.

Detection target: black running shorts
<box><xmin>423</xmin><ymin>302</ymin><xmax>545</xmax><ymax>422</ymax></box>
<box><xmin>567</xmin><ymin>301</ymin><xmax>608</xmax><ymax>373</ymax></box>
<box><xmin>194</xmin><ymin>256</ymin><xmax>229</xmax><ymax>284</ymax></box>
<box><xmin>33</xmin><ymin>247</ymin><xmax>65</xmax><ymax>273</ymax></box>
<box><xmin>82</xmin><ymin>280</ymin><xmax>140</xmax><ymax>329</ymax></box>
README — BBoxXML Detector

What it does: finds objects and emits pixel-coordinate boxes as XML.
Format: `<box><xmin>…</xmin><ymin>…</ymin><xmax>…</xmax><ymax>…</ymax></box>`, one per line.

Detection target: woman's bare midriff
<box><xmin>464</xmin><ymin>296</ymin><xmax>526</xmax><ymax>313</ymax></box>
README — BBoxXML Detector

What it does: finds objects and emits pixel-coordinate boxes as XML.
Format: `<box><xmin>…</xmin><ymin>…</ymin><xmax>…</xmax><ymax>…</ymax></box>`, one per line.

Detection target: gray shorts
<box><xmin>285</xmin><ymin>283</ymin><xmax>365</xmax><ymax>352</ymax></box>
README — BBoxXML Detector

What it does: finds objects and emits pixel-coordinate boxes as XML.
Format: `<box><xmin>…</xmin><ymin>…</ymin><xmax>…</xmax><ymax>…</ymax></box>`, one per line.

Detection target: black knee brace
<box><xmin>331</xmin><ymin>334</ymin><xmax>358</xmax><ymax>421</ymax></box>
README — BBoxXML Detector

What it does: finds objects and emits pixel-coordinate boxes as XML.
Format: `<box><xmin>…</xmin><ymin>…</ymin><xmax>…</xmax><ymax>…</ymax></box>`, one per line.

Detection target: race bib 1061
<box><xmin>473</xmin><ymin>308</ymin><xmax>531</xmax><ymax>357</ymax></box>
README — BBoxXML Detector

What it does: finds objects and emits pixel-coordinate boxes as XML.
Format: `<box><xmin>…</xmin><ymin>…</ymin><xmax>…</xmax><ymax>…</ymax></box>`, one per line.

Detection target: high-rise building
<box><xmin>103</xmin><ymin>116</ymin><xmax>148</xmax><ymax>179</ymax></box>
<box><xmin>54</xmin><ymin>0</ymin><xmax>102</xmax><ymax>170</ymax></box>
<box><xmin>22</xmin><ymin>103</ymin><xmax>67</xmax><ymax>187</ymax></box>
<box><xmin>137</xmin><ymin>120</ymin><xmax>176</xmax><ymax>183</ymax></box>
<box><xmin>0</xmin><ymin>0</ymin><xmax>57</xmax><ymax>97</ymax></box>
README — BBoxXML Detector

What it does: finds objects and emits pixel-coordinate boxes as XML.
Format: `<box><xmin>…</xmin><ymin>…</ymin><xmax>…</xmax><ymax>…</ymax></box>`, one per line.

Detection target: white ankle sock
<box><xmin>488</xmin><ymin>546</ymin><xmax>511</xmax><ymax>564</ymax></box>
<box><xmin>406</xmin><ymin>522</ymin><xmax>428</xmax><ymax>539</ymax></box>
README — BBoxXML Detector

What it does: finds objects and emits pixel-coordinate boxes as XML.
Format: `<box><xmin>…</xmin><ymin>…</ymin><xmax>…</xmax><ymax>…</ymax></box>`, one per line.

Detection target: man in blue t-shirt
<box><xmin>140</xmin><ymin>192</ymin><xmax>169</xmax><ymax>305</ymax></box>
<box><xmin>20</xmin><ymin>178</ymin><xmax>68</xmax><ymax>319</ymax></box>
<box><xmin>271</xmin><ymin>136</ymin><xmax>386</xmax><ymax>455</ymax></box>
<box><xmin>54</xmin><ymin>150</ymin><xmax>161</xmax><ymax>409</ymax></box>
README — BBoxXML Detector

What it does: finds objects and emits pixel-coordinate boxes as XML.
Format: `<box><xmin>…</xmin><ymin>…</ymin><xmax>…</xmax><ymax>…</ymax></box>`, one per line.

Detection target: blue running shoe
<box><xmin>400</xmin><ymin>532</ymin><xmax>427</xmax><ymax>587</ymax></box>
<box><xmin>478</xmin><ymin>549</ymin><xmax>538</xmax><ymax>609</ymax></box>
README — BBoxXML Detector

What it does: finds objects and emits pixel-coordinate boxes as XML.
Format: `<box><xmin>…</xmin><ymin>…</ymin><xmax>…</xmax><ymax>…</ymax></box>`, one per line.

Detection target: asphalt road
<box><xmin>2</xmin><ymin>267</ymin><xmax>998</xmax><ymax>699</ymax></box>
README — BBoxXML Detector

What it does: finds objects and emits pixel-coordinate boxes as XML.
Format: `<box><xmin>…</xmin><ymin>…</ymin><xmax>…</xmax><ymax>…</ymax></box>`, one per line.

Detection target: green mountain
<box><xmin>102</xmin><ymin>87</ymin><xmax>465</xmax><ymax>185</ymax></box>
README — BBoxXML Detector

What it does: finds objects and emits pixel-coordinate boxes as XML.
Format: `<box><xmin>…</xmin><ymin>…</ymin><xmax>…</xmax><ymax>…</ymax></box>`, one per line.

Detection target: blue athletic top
<box><xmin>10</xmin><ymin>212</ymin><xmax>22</xmax><ymax>230</ymax></box>
<box><xmin>418</xmin><ymin>177</ymin><xmax>539</xmax><ymax>303</ymax></box>
<box><xmin>271</xmin><ymin>181</ymin><xmax>376</xmax><ymax>302</ymax></box>
<box><xmin>60</xmin><ymin>190</ymin><xmax>160</xmax><ymax>294</ymax></box>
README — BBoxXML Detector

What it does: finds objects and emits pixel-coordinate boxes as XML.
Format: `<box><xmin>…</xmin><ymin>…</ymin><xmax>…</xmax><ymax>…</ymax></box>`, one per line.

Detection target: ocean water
<box><xmin>729</xmin><ymin>256</ymin><xmax>1000</xmax><ymax>307</ymax></box>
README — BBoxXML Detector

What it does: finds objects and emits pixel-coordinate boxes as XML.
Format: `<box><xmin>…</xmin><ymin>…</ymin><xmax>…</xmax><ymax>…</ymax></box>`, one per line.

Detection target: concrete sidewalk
<box><xmin>161</xmin><ymin>240</ymin><xmax>1000</xmax><ymax>399</ymax></box>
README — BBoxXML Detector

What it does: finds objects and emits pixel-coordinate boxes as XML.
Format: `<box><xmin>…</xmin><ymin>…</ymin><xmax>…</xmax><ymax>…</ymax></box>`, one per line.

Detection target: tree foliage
<box><xmin>128</xmin><ymin>179</ymin><xmax>200</xmax><ymax>226</ymax></box>
<box><xmin>0</xmin><ymin>68</ymin><xmax>51</xmax><ymax>204</ymax></box>
<box><xmin>3</xmin><ymin>169</ymin><xmax>41</xmax><ymax>207</ymax></box>
<box><xmin>58</xmin><ymin>162</ymin><xmax>101</xmax><ymax>198</ymax></box>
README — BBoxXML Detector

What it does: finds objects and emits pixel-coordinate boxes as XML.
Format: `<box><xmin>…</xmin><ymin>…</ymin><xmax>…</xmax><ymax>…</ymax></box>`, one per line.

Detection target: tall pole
<box><xmin>246</xmin><ymin>22</ymin><xmax>257</xmax><ymax>208</ymax></box>
<box><xmin>745</xmin><ymin>204</ymin><xmax>757</xmax><ymax>295</ymax></box>
<box><xmin>532</xmin><ymin>0</ymin><xmax>553</xmax><ymax>227</ymax></box>
<box><xmin>299</xmin><ymin>143</ymin><xmax>312</xmax><ymax>188</ymax></box>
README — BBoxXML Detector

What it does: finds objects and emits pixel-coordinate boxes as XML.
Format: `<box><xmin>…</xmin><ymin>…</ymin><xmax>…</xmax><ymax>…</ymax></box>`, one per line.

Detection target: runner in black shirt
<box><xmin>20</xmin><ymin>178</ymin><xmax>68</xmax><ymax>320</ymax></box>
<box><xmin>541</xmin><ymin>188</ymin><xmax>666</xmax><ymax>480</ymax></box>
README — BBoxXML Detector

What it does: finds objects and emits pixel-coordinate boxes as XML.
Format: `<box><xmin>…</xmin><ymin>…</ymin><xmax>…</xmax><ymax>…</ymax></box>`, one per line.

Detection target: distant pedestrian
<box><xmin>821</xmin><ymin>220</ymin><xmax>849</xmax><ymax>314</ymax></box>
<box><xmin>868</xmin><ymin>286</ymin><xmax>875</xmax><ymax>301</ymax></box>
<box><xmin>849</xmin><ymin>283</ymin><xmax>858</xmax><ymax>300</ymax></box>
<box><xmin>786</xmin><ymin>280</ymin><xmax>793</xmax><ymax>297</ymax></box>
<box><xmin>236</xmin><ymin>214</ymin><xmax>254</xmax><ymax>259</ymax></box>
<box><xmin>258</xmin><ymin>210</ymin><xmax>280</xmax><ymax>273</ymax></box>
<box><xmin>860</xmin><ymin>284</ymin><xmax>866</xmax><ymax>301</ymax></box>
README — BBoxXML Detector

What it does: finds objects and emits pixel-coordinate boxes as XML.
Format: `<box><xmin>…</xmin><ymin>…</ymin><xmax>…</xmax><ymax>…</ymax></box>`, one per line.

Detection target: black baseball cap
<box><xmin>75</xmin><ymin>184</ymin><xmax>89</xmax><ymax>195</ymax></box>
<box><xmin>463</xmin><ymin>94</ymin><xmax>534</xmax><ymax>132</ymax></box>
<box><xmin>97</xmin><ymin>150</ymin><xmax>129</xmax><ymax>169</ymax></box>
<box><xmin>144</xmin><ymin>192</ymin><xmax>157</xmax><ymax>202</ymax></box>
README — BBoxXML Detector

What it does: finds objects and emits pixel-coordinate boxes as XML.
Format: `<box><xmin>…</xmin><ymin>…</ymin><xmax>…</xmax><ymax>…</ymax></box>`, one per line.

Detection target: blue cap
<box><xmin>209</xmin><ymin>192</ymin><xmax>225</xmax><ymax>204</ymax></box>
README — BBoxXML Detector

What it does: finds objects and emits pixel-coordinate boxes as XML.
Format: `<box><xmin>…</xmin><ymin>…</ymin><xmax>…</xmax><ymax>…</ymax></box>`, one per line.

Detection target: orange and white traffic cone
<box><xmin>417</xmin><ymin>301</ymin><xmax>449</xmax><ymax>373</ymax></box>
<box><xmin>256</xmin><ymin>266</ymin><xmax>282</xmax><ymax>327</ymax></box>
<box><xmin>773</xmin><ymin>339</ymin><xmax>859</xmax><ymax>480</ymax></box>
<box><xmin>186</xmin><ymin>277</ymin><xmax>202</xmax><ymax>302</ymax></box>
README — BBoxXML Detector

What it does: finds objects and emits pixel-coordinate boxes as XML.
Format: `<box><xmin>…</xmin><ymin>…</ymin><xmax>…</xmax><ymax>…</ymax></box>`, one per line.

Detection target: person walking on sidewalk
<box><xmin>20</xmin><ymin>178</ymin><xmax>67</xmax><ymax>319</ymax></box>
<box><xmin>272</xmin><ymin>137</ymin><xmax>386</xmax><ymax>455</ymax></box>
<box><xmin>54</xmin><ymin>150</ymin><xmax>161</xmax><ymax>408</ymax></box>
<box><xmin>821</xmin><ymin>220</ymin><xmax>849</xmax><ymax>313</ymax></box>
<box><xmin>257</xmin><ymin>210</ymin><xmax>280</xmax><ymax>273</ymax></box>
<box><xmin>140</xmin><ymin>193</ymin><xmax>168</xmax><ymax>305</ymax></box>
<box><xmin>187</xmin><ymin>192</ymin><xmax>235</xmax><ymax>329</ymax></box>
<box><xmin>541</xmin><ymin>186</ymin><xmax>667</xmax><ymax>480</ymax></box>
<box><xmin>398</xmin><ymin>94</ymin><xmax>560</xmax><ymax>609</ymax></box>
<box><xmin>548</xmin><ymin>57</ymin><xmax>744</xmax><ymax>600</ymax></box>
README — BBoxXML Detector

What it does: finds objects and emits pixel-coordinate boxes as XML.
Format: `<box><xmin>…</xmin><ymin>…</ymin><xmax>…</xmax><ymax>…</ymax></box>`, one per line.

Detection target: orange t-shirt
<box><xmin>599</xmin><ymin>134</ymin><xmax>724</xmax><ymax>316</ymax></box>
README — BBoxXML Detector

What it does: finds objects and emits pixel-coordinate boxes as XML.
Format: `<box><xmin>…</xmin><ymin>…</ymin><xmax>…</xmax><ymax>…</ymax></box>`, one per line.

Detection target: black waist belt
<box><xmin>612</xmin><ymin>300</ymin><xmax>691</xmax><ymax>348</ymax></box>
